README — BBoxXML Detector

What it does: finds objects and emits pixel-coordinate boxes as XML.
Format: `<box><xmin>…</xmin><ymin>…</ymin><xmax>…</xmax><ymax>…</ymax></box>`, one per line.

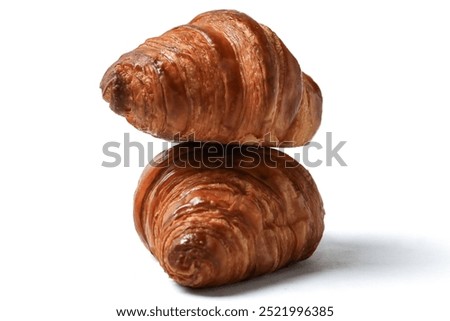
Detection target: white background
<box><xmin>1</xmin><ymin>0</ymin><xmax>449</xmax><ymax>320</ymax></box>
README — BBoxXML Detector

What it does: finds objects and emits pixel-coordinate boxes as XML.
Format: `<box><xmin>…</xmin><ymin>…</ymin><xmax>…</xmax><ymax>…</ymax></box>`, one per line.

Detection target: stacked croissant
<box><xmin>101</xmin><ymin>10</ymin><xmax>325</xmax><ymax>288</ymax></box>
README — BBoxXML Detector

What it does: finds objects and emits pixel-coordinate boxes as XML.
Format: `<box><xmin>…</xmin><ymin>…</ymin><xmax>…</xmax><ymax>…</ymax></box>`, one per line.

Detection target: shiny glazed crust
<box><xmin>134</xmin><ymin>142</ymin><xmax>325</xmax><ymax>287</ymax></box>
<box><xmin>100</xmin><ymin>10</ymin><xmax>322</xmax><ymax>147</ymax></box>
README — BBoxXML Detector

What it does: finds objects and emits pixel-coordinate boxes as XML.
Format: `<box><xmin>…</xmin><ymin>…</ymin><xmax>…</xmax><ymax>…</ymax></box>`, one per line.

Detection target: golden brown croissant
<box><xmin>100</xmin><ymin>10</ymin><xmax>322</xmax><ymax>147</ymax></box>
<box><xmin>134</xmin><ymin>142</ymin><xmax>325</xmax><ymax>287</ymax></box>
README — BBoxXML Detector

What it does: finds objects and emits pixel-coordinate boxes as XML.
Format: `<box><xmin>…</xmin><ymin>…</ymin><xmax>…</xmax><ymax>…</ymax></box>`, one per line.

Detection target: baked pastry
<box><xmin>100</xmin><ymin>10</ymin><xmax>322</xmax><ymax>147</ymax></box>
<box><xmin>134</xmin><ymin>142</ymin><xmax>325</xmax><ymax>287</ymax></box>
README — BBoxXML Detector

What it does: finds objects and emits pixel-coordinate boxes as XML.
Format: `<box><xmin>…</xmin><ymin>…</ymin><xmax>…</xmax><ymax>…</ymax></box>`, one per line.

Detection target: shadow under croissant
<box><xmin>183</xmin><ymin>232</ymin><xmax>440</xmax><ymax>296</ymax></box>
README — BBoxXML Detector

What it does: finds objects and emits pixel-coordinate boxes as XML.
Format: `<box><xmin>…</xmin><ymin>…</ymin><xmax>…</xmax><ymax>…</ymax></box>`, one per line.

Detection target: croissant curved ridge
<box><xmin>101</xmin><ymin>10</ymin><xmax>322</xmax><ymax>147</ymax></box>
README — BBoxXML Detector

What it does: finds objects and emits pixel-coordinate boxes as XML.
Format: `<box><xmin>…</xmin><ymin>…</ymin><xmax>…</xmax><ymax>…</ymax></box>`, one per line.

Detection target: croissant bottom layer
<box><xmin>134</xmin><ymin>143</ymin><xmax>325</xmax><ymax>287</ymax></box>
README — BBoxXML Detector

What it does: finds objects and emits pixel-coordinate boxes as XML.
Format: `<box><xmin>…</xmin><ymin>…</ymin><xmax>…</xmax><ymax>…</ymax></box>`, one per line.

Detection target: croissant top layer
<box><xmin>101</xmin><ymin>10</ymin><xmax>322</xmax><ymax>147</ymax></box>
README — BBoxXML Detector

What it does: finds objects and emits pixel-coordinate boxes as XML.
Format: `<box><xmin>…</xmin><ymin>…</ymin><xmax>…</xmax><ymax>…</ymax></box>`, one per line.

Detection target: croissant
<box><xmin>134</xmin><ymin>142</ymin><xmax>325</xmax><ymax>287</ymax></box>
<box><xmin>100</xmin><ymin>10</ymin><xmax>322</xmax><ymax>147</ymax></box>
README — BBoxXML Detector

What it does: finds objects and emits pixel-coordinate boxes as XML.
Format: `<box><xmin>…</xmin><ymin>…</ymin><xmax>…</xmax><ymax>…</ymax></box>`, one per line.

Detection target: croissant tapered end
<box><xmin>164</xmin><ymin>230</ymin><xmax>228</xmax><ymax>288</ymax></box>
<box><xmin>281</xmin><ymin>72</ymin><xmax>323</xmax><ymax>147</ymax></box>
<box><xmin>100</xmin><ymin>66</ymin><xmax>130</xmax><ymax>115</ymax></box>
<box><xmin>100</xmin><ymin>10</ymin><xmax>322</xmax><ymax>146</ymax></box>
<box><xmin>100</xmin><ymin>51</ymin><xmax>165</xmax><ymax>134</ymax></box>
